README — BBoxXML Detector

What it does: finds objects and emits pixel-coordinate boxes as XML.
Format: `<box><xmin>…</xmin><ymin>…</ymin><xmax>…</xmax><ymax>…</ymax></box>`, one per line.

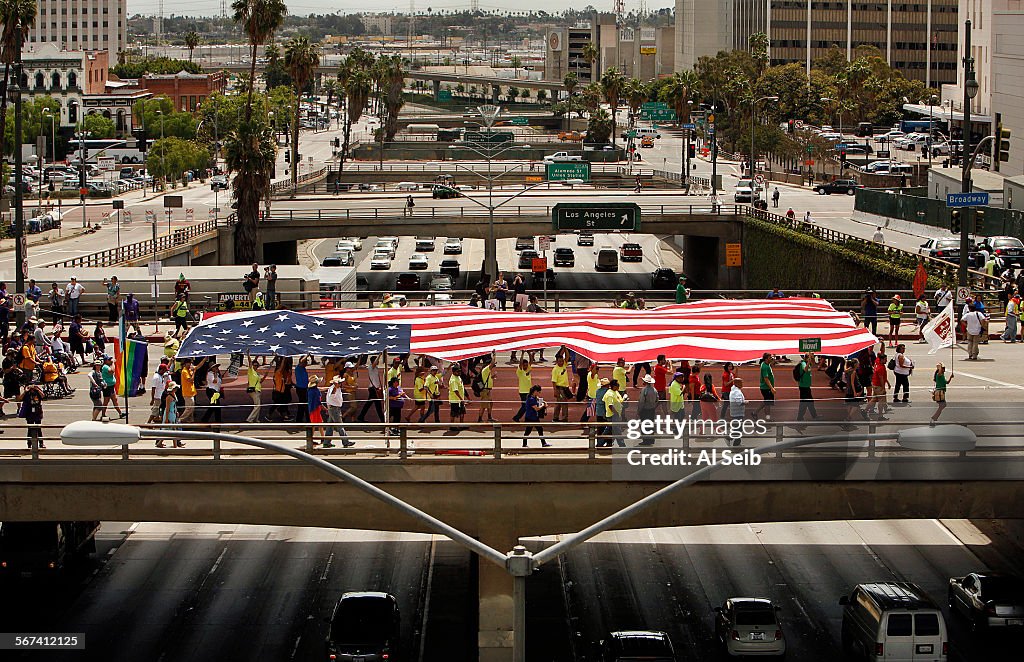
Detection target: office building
<box><xmin>28</xmin><ymin>0</ymin><xmax>128</xmax><ymax>54</ymax></box>
<box><xmin>544</xmin><ymin>17</ymin><xmax>674</xmax><ymax>84</ymax></box>
<box><xmin>990</xmin><ymin>7</ymin><xmax>1024</xmax><ymax>177</ymax></box>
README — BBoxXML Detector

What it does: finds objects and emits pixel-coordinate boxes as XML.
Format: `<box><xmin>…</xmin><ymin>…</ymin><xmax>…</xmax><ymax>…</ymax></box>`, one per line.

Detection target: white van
<box><xmin>840</xmin><ymin>582</ymin><xmax>948</xmax><ymax>661</ymax></box>
<box><xmin>631</xmin><ymin>127</ymin><xmax>662</xmax><ymax>139</ymax></box>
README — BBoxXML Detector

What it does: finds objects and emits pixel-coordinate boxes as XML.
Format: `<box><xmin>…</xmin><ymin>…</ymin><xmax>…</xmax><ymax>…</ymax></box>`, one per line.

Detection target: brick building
<box><xmin>140</xmin><ymin>70</ymin><xmax>227</xmax><ymax>112</ymax></box>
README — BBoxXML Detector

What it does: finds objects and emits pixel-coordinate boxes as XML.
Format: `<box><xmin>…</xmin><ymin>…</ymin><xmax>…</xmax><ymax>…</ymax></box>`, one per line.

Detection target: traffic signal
<box><xmin>999</xmin><ymin>127</ymin><xmax>1011</xmax><ymax>162</ymax></box>
<box><xmin>687</xmin><ymin>143</ymin><xmax>696</xmax><ymax>159</ymax></box>
<box><xmin>133</xmin><ymin>128</ymin><xmax>148</xmax><ymax>153</ymax></box>
<box><xmin>788</xmin><ymin>119</ymin><xmax>795</xmax><ymax>134</ymax></box>
<box><xmin>284</xmin><ymin>150</ymin><xmax>290</xmax><ymax>163</ymax></box>
<box><xmin>974</xmin><ymin>209</ymin><xmax>985</xmax><ymax>235</ymax></box>
<box><xmin>951</xmin><ymin>210</ymin><xmax>961</xmax><ymax>234</ymax></box>
<box><xmin>839</xmin><ymin>147</ymin><xmax>847</xmax><ymax>168</ymax></box>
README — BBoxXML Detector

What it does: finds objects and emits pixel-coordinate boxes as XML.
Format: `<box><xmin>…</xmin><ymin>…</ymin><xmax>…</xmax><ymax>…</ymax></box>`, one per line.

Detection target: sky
<box><xmin>127</xmin><ymin>1</ymin><xmax>675</xmax><ymax>18</ymax></box>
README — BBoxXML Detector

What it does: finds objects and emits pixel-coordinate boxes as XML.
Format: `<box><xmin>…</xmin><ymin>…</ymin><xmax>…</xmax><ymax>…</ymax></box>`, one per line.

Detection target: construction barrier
<box><xmin>123</xmin><ymin>210</ymin><xmax>132</xmax><ymax>225</ymax></box>
<box><xmin>185</xmin><ymin>208</ymin><xmax>195</xmax><ymax>221</ymax></box>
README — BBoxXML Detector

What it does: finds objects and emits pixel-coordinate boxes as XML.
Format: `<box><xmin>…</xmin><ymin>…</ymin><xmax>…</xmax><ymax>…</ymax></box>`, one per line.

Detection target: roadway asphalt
<box><xmin>2</xmin><ymin>519</ymin><xmax>1020</xmax><ymax>661</ymax></box>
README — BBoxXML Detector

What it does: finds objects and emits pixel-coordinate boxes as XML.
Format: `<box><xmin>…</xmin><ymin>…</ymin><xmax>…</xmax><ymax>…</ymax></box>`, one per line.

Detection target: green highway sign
<box><xmin>510</xmin><ymin>117</ymin><xmax>529</xmax><ymax>126</ymax></box>
<box><xmin>552</xmin><ymin>203</ymin><xmax>640</xmax><ymax>231</ymax></box>
<box><xmin>546</xmin><ymin>161</ymin><xmax>591</xmax><ymax>182</ymax></box>
<box><xmin>641</xmin><ymin>101</ymin><xmax>669</xmax><ymax>110</ymax></box>
<box><xmin>798</xmin><ymin>337</ymin><xmax>822</xmax><ymax>353</ymax></box>
<box><xmin>437</xmin><ymin>89</ymin><xmax>453</xmax><ymax>102</ymax></box>
<box><xmin>640</xmin><ymin>108</ymin><xmax>677</xmax><ymax>121</ymax></box>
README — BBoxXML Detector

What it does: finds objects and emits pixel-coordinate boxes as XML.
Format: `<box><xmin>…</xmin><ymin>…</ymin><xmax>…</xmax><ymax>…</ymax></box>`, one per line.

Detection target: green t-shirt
<box><xmin>798</xmin><ymin>361</ymin><xmax>812</xmax><ymax>388</ymax></box>
<box><xmin>676</xmin><ymin>283</ymin><xmax>688</xmax><ymax>304</ymax></box>
<box><xmin>760</xmin><ymin>362</ymin><xmax>775</xmax><ymax>390</ymax></box>
<box><xmin>888</xmin><ymin>302</ymin><xmax>903</xmax><ymax>320</ymax></box>
<box><xmin>934</xmin><ymin>372</ymin><xmax>948</xmax><ymax>391</ymax></box>
<box><xmin>668</xmin><ymin>380</ymin><xmax>684</xmax><ymax>412</ymax></box>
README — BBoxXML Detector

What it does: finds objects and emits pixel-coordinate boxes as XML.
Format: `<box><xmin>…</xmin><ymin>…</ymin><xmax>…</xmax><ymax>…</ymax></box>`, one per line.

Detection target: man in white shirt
<box><xmin>872</xmin><ymin>226</ymin><xmax>885</xmax><ymax>244</ymax></box>
<box><xmin>963</xmin><ymin>304</ymin><xmax>987</xmax><ymax>360</ymax></box>
<box><xmin>65</xmin><ymin>277</ymin><xmax>85</xmax><ymax>316</ymax></box>
<box><xmin>147</xmin><ymin>364</ymin><xmax>170</xmax><ymax>423</ymax></box>
<box><xmin>324</xmin><ymin>375</ymin><xmax>352</xmax><ymax>448</ymax></box>
<box><xmin>728</xmin><ymin>377</ymin><xmax>746</xmax><ymax>447</ymax></box>
<box><xmin>935</xmin><ymin>285</ymin><xmax>954</xmax><ymax>308</ymax></box>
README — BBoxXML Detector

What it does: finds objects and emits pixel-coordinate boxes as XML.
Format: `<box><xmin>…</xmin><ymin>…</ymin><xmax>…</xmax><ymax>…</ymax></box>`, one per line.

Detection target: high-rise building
<box><xmin>27</xmin><ymin>0</ymin><xmax>128</xmax><ymax>54</ymax></box>
<box><xmin>675</xmin><ymin>0</ymin><xmax>959</xmax><ymax>88</ymax></box>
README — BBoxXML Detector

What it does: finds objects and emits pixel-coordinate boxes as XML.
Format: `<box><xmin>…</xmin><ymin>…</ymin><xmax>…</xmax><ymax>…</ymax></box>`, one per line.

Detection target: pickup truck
<box><xmin>0</xmin><ymin>521</ymin><xmax>100</xmax><ymax>575</ymax></box>
<box><xmin>557</xmin><ymin>131</ymin><xmax>583</xmax><ymax>142</ymax></box>
<box><xmin>543</xmin><ymin>152</ymin><xmax>583</xmax><ymax>164</ymax></box>
<box><xmin>619</xmin><ymin>243</ymin><xmax>643</xmax><ymax>262</ymax></box>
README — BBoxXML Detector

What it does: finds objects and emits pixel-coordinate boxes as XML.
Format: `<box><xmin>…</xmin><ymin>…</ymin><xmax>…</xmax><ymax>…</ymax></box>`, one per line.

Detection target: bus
<box><xmin>69</xmin><ymin>139</ymin><xmax>145</xmax><ymax>165</ymax></box>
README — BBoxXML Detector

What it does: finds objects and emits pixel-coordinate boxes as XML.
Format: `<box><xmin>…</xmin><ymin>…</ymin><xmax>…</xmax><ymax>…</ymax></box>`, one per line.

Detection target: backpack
<box><xmin>792</xmin><ymin>363</ymin><xmax>804</xmax><ymax>382</ymax></box>
<box><xmin>887</xmin><ymin>357</ymin><xmax>897</xmax><ymax>371</ymax></box>
<box><xmin>471</xmin><ymin>376</ymin><xmax>484</xmax><ymax>397</ymax></box>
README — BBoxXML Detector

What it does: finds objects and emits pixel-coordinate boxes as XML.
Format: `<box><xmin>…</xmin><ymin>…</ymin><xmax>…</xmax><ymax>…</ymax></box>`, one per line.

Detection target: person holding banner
<box><xmin>930</xmin><ymin>363</ymin><xmax>953</xmax><ymax>424</ymax></box>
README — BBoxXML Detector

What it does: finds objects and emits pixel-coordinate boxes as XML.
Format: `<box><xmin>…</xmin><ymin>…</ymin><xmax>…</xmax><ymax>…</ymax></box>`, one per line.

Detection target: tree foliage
<box><xmin>111</xmin><ymin>56</ymin><xmax>202</xmax><ymax>78</ymax></box>
<box><xmin>146</xmin><ymin>136</ymin><xmax>210</xmax><ymax>182</ymax></box>
<box><xmin>132</xmin><ymin>97</ymin><xmax>198</xmax><ymax>140</ymax></box>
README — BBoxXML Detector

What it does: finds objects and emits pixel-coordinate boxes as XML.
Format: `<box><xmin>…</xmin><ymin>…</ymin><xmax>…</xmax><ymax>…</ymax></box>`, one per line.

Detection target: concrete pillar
<box><xmin>433</xmin><ymin>79</ymin><xmax>441</xmax><ymax>99</ymax></box>
<box><xmin>477</xmin><ymin>532</ymin><xmax>516</xmax><ymax>662</ymax></box>
<box><xmin>491</xmin><ymin>84</ymin><xmax>500</xmax><ymax>104</ymax></box>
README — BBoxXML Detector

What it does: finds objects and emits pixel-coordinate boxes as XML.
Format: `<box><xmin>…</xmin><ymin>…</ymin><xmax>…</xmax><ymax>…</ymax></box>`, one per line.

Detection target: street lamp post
<box><xmin>750</xmin><ymin>95</ymin><xmax>779</xmax><ymax>179</ymax></box>
<box><xmin>925</xmin><ymin>94</ymin><xmax>939</xmax><ymax>171</ymax></box>
<box><xmin>959</xmin><ymin>20</ymin><xmax>979</xmax><ymax>288</ymax></box>
<box><xmin>60</xmin><ymin>421</ymin><xmax>976</xmax><ymax>662</ymax></box>
<box><xmin>11</xmin><ymin>70</ymin><xmax>26</xmax><ymax>326</ymax></box>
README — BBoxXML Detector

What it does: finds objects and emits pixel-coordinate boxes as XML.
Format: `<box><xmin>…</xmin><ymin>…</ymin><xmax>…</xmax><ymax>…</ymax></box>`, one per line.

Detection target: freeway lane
<box><xmin>557</xmin><ymin>519</ymin><xmax>1021</xmax><ymax>662</ymax></box>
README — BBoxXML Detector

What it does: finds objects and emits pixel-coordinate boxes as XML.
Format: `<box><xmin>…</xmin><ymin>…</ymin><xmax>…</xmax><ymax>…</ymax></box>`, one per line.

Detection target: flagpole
<box><xmin>121</xmin><ymin>314</ymin><xmax>129</xmax><ymax>422</ymax></box>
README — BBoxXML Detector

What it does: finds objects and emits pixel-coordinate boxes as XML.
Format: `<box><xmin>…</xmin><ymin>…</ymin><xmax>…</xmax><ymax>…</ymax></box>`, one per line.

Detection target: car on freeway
<box><xmin>734</xmin><ymin>185</ymin><xmax>754</xmax><ymax>203</ymax></box>
<box><xmin>373</xmin><ymin>240</ymin><xmax>396</xmax><ymax>259</ymax></box>
<box><xmin>840</xmin><ymin>582</ymin><xmax>948</xmax><ymax>662</ymax></box>
<box><xmin>396</xmin><ymin>182</ymin><xmax>420</xmax><ymax>191</ymax></box>
<box><xmin>543</xmin><ymin>151</ymin><xmax>583</xmax><ymax>163</ymax></box>
<box><xmin>558</xmin><ymin>130</ymin><xmax>583</xmax><ymax>142</ymax></box>
<box><xmin>553</xmin><ymin>247</ymin><xmax>575</xmax><ymax>267</ymax></box>
<box><xmin>814</xmin><ymin>178</ymin><xmax>863</xmax><ymax>195</ymax></box>
<box><xmin>640</xmin><ymin>135</ymin><xmax>655</xmax><ymax>148</ymax></box>
<box><xmin>651</xmin><ymin>268</ymin><xmax>678</xmax><ymax>289</ymax></box>
<box><xmin>395</xmin><ymin>272</ymin><xmax>421</xmax><ymax>290</ymax></box>
<box><xmin>515</xmin><ymin>236</ymin><xmax>535</xmax><ymax>251</ymax></box>
<box><xmin>357</xmin><ymin>183</ymin><xmax>382</xmax><ymax>192</ymax></box>
<box><xmin>429</xmin><ymin>275</ymin><xmax>453</xmax><ymax>291</ymax></box>
<box><xmin>370</xmin><ymin>248</ymin><xmax>392</xmax><ymax>270</ymax></box>
<box><xmin>919</xmin><ymin>237</ymin><xmax>982</xmax><ymax>267</ymax></box>
<box><xmin>335</xmin><ymin>240</ymin><xmax>356</xmax><ymax>253</ymax></box>
<box><xmin>415</xmin><ymin>236</ymin><xmax>436</xmax><ymax>251</ymax></box>
<box><xmin>439</xmin><ymin>259</ymin><xmax>461</xmax><ymax>278</ymax></box>
<box><xmin>343</xmin><ymin>236</ymin><xmax>363</xmax><ymax>251</ymax></box>
<box><xmin>978</xmin><ymin>236</ymin><xmax>1024</xmax><ymax>269</ymax></box>
<box><xmin>597</xmin><ymin>631</ymin><xmax>676</xmax><ymax>662</ymax></box>
<box><xmin>619</xmin><ymin>243</ymin><xmax>643</xmax><ymax>262</ymax></box>
<box><xmin>948</xmin><ymin>573</ymin><xmax>1024</xmax><ymax>630</ymax></box>
<box><xmin>577</xmin><ymin>232</ymin><xmax>594</xmax><ymax>246</ymax></box>
<box><xmin>443</xmin><ymin>238</ymin><xmax>463</xmax><ymax>254</ymax></box>
<box><xmin>408</xmin><ymin>253</ymin><xmax>429</xmax><ymax>270</ymax></box>
<box><xmin>325</xmin><ymin>591</ymin><xmax>400</xmax><ymax>662</ymax></box>
<box><xmin>518</xmin><ymin>249</ymin><xmax>540</xmax><ymax>269</ymax></box>
<box><xmin>321</xmin><ymin>251</ymin><xmax>354</xmax><ymax>268</ymax></box>
<box><xmin>595</xmin><ymin>247</ymin><xmax>619</xmax><ymax>272</ymax></box>
<box><xmin>432</xmin><ymin>174</ymin><xmax>461</xmax><ymax>199</ymax></box>
<box><xmin>714</xmin><ymin>598</ymin><xmax>786</xmax><ymax>658</ymax></box>
<box><xmin>532</xmin><ymin>268</ymin><xmax>556</xmax><ymax>285</ymax></box>
<box><xmin>378</xmin><ymin>236</ymin><xmax>399</xmax><ymax>248</ymax></box>
<box><xmin>210</xmin><ymin>174</ymin><xmax>228</xmax><ymax>191</ymax></box>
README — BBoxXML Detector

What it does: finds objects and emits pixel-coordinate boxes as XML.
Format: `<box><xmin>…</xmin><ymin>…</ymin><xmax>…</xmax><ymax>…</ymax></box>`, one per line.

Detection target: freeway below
<box><xmin>2</xmin><ymin>519</ymin><xmax>1019</xmax><ymax>661</ymax></box>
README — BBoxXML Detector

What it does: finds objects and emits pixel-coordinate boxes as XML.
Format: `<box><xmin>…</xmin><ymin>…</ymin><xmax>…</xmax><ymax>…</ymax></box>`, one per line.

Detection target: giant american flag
<box><xmin>299</xmin><ymin>298</ymin><xmax>877</xmax><ymax>363</ymax></box>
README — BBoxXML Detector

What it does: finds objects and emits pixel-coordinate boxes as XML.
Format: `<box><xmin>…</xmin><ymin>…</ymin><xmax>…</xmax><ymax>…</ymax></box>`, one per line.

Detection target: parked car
<box><xmin>577</xmin><ymin>232</ymin><xmax>594</xmax><ymax>246</ymax></box>
<box><xmin>948</xmin><ymin>573</ymin><xmax>1024</xmax><ymax>630</ymax></box>
<box><xmin>714</xmin><ymin>598</ymin><xmax>786</xmax><ymax>658</ymax></box>
<box><xmin>395</xmin><ymin>272</ymin><xmax>422</xmax><ymax>290</ymax></box>
<box><xmin>553</xmin><ymin>247</ymin><xmax>575</xmax><ymax>267</ymax></box>
<box><xmin>919</xmin><ymin>237</ymin><xmax>982</xmax><ymax>267</ymax></box>
<box><xmin>841</xmin><ymin>143</ymin><xmax>874</xmax><ymax>155</ymax></box>
<box><xmin>598</xmin><ymin>631</ymin><xmax>676</xmax><ymax>662</ymax></box>
<box><xmin>518</xmin><ymin>249</ymin><xmax>540</xmax><ymax>269</ymax></box>
<box><xmin>439</xmin><ymin>259</ymin><xmax>461</xmax><ymax>278</ymax></box>
<box><xmin>814</xmin><ymin>179</ymin><xmax>863</xmax><ymax>195</ymax></box>
<box><xmin>619</xmin><ymin>243</ymin><xmax>643</xmax><ymax>262</ymax></box>
<box><xmin>876</xmin><ymin>129</ymin><xmax>906</xmax><ymax>142</ymax></box>
<box><xmin>978</xmin><ymin>236</ymin><xmax>1024</xmax><ymax>269</ymax></box>
<box><xmin>651</xmin><ymin>268</ymin><xmax>677</xmax><ymax>289</ymax></box>
<box><xmin>515</xmin><ymin>236</ymin><xmax>535</xmax><ymax>251</ymax></box>
<box><xmin>415</xmin><ymin>236</ymin><xmax>436</xmax><ymax>251</ymax></box>
<box><xmin>839</xmin><ymin>582</ymin><xmax>948</xmax><ymax>662</ymax></box>
<box><xmin>325</xmin><ymin>592</ymin><xmax>400</xmax><ymax>662</ymax></box>
<box><xmin>443</xmin><ymin>238</ymin><xmax>463</xmax><ymax>254</ymax></box>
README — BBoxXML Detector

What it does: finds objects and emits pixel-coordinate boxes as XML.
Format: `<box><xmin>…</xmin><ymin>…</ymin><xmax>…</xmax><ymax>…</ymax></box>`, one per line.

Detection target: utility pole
<box><xmin>12</xmin><ymin>64</ymin><xmax>26</xmax><ymax>326</ymax></box>
<box><xmin>959</xmin><ymin>20</ymin><xmax>978</xmax><ymax>288</ymax></box>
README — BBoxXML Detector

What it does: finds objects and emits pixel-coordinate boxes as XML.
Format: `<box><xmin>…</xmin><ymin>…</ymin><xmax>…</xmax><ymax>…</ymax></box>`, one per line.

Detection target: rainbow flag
<box><xmin>114</xmin><ymin>337</ymin><xmax>148</xmax><ymax>397</ymax></box>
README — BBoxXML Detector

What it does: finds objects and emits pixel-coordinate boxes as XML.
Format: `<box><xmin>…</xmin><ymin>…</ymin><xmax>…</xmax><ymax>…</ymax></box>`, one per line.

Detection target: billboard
<box><xmin>547</xmin><ymin>31</ymin><xmax>562</xmax><ymax>51</ymax></box>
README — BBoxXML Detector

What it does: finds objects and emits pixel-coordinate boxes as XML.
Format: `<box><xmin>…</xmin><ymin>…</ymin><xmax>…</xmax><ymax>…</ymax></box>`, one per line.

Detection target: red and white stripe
<box><xmin>303</xmin><ymin>298</ymin><xmax>877</xmax><ymax>363</ymax></box>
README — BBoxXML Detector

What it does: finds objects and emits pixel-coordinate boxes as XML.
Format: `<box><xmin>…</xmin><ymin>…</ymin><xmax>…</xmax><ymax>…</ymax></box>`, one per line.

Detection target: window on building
<box><xmin>68</xmin><ymin>72</ymin><xmax>77</xmax><ymax>88</ymax></box>
<box><xmin>52</xmin><ymin>72</ymin><xmax>60</xmax><ymax>88</ymax></box>
<box><xmin>34</xmin><ymin>72</ymin><xmax>44</xmax><ymax>88</ymax></box>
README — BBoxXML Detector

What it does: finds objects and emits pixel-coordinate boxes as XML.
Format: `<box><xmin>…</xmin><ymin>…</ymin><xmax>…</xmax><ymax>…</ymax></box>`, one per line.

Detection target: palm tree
<box><xmin>582</xmin><ymin>41</ymin><xmax>599</xmax><ymax>79</ymax></box>
<box><xmin>600</xmin><ymin>67</ymin><xmax>625</xmax><ymax>147</ymax></box>
<box><xmin>511</xmin><ymin>55</ymin><xmax>521</xmax><ymax>78</ymax></box>
<box><xmin>381</xmin><ymin>55</ymin><xmax>406</xmax><ymax>141</ymax></box>
<box><xmin>624</xmin><ymin>78</ymin><xmax>648</xmax><ymax>129</ymax></box>
<box><xmin>224</xmin><ymin>114</ymin><xmax>276</xmax><ymax>265</ymax></box>
<box><xmin>341</xmin><ymin>69</ymin><xmax>371</xmax><ymax>170</ymax></box>
<box><xmin>322</xmin><ymin>78</ymin><xmax>338</xmax><ymax>111</ymax></box>
<box><xmin>563</xmin><ymin>72</ymin><xmax>579</xmax><ymax>121</ymax></box>
<box><xmin>284</xmin><ymin>36</ymin><xmax>319</xmax><ymax>190</ymax></box>
<box><xmin>661</xmin><ymin>70</ymin><xmax>700</xmax><ymax>129</ymax></box>
<box><xmin>231</xmin><ymin>0</ymin><xmax>287</xmax><ymax>121</ymax></box>
<box><xmin>0</xmin><ymin>0</ymin><xmax>36</xmax><ymax>167</ymax></box>
<box><xmin>185</xmin><ymin>30</ymin><xmax>200</xmax><ymax>63</ymax></box>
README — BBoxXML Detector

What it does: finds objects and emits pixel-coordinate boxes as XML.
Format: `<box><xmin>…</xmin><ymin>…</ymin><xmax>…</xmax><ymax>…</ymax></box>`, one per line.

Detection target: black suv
<box><xmin>598</xmin><ymin>631</ymin><xmax>676</xmax><ymax>662</ymax></box>
<box><xmin>325</xmin><ymin>592</ymin><xmax>400</xmax><ymax>662</ymax></box>
<box><xmin>553</xmin><ymin>247</ymin><xmax>575</xmax><ymax>267</ymax></box>
<box><xmin>651</xmin><ymin>268</ymin><xmax>677</xmax><ymax>289</ymax></box>
<box><xmin>814</xmin><ymin>179</ymin><xmax>863</xmax><ymax>195</ymax></box>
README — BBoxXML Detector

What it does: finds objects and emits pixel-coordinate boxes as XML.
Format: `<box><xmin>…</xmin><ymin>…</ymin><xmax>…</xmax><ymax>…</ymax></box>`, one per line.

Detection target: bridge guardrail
<box><xmin>3</xmin><ymin>421</ymin><xmax>1021</xmax><ymax>464</ymax></box>
<box><xmin>55</xmin><ymin>217</ymin><xmax>225</xmax><ymax>269</ymax></box>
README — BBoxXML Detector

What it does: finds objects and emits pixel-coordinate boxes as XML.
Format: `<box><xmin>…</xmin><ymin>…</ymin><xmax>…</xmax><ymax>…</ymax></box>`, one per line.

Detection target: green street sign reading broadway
<box><xmin>553</xmin><ymin>203</ymin><xmax>640</xmax><ymax>231</ymax></box>
<box><xmin>546</xmin><ymin>161</ymin><xmax>591</xmax><ymax>182</ymax></box>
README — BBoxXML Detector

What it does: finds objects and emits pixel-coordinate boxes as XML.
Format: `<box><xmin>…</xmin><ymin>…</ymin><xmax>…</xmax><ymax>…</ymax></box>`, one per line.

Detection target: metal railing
<box><xmin>3</xmin><ymin>420</ymin><xmax>1022</xmax><ymax>463</ymax></box>
<box><xmin>56</xmin><ymin>217</ymin><xmax>226</xmax><ymax>269</ymax></box>
<box><xmin>264</xmin><ymin>203</ymin><xmax>743</xmax><ymax>223</ymax></box>
<box><xmin>269</xmin><ymin>166</ymin><xmax>329</xmax><ymax>196</ymax></box>
<box><xmin>327</xmin><ymin>162</ymin><xmax>632</xmax><ymax>174</ymax></box>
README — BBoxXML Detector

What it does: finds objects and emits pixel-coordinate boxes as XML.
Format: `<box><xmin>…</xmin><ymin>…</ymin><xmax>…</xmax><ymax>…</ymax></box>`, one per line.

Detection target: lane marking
<box><xmin>208</xmin><ymin>546</ymin><xmax>228</xmax><ymax>576</ymax></box>
<box><xmin>417</xmin><ymin>536</ymin><xmax>437</xmax><ymax>662</ymax></box>
<box><xmin>953</xmin><ymin>370</ymin><xmax>1024</xmax><ymax>391</ymax></box>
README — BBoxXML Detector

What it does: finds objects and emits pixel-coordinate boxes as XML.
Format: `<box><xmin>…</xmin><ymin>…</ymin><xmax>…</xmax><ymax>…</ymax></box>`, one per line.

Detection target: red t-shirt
<box><xmin>872</xmin><ymin>360</ymin><xmax>887</xmax><ymax>387</ymax></box>
<box><xmin>721</xmin><ymin>370</ymin><xmax>734</xmax><ymax>395</ymax></box>
<box><xmin>654</xmin><ymin>364</ymin><xmax>670</xmax><ymax>391</ymax></box>
<box><xmin>688</xmin><ymin>374</ymin><xmax>702</xmax><ymax>398</ymax></box>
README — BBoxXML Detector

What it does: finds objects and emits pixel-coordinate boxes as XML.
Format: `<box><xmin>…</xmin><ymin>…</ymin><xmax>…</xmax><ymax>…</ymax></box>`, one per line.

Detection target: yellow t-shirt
<box><xmin>587</xmin><ymin>372</ymin><xmax>601</xmax><ymax>398</ymax></box>
<box><xmin>602</xmin><ymin>389</ymin><xmax>623</xmax><ymax>417</ymax></box>
<box><xmin>449</xmin><ymin>374</ymin><xmax>465</xmax><ymax>402</ymax></box>
<box><xmin>425</xmin><ymin>373</ymin><xmax>441</xmax><ymax>397</ymax></box>
<box><xmin>413</xmin><ymin>375</ymin><xmax>426</xmax><ymax>400</ymax></box>
<box><xmin>668</xmin><ymin>380</ymin><xmax>684</xmax><ymax>413</ymax></box>
<box><xmin>516</xmin><ymin>366</ymin><xmax>532</xmax><ymax>394</ymax></box>
<box><xmin>612</xmin><ymin>366</ymin><xmax>628</xmax><ymax>388</ymax></box>
<box><xmin>481</xmin><ymin>365</ymin><xmax>493</xmax><ymax>389</ymax></box>
<box><xmin>180</xmin><ymin>366</ymin><xmax>196</xmax><ymax>398</ymax></box>
<box><xmin>387</xmin><ymin>366</ymin><xmax>402</xmax><ymax>384</ymax></box>
<box><xmin>552</xmin><ymin>364</ymin><xmax>570</xmax><ymax>388</ymax></box>
<box><xmin>247</xmin><ymin>365</ymin><xmax>262</xmax><ymax>392</ymax></box>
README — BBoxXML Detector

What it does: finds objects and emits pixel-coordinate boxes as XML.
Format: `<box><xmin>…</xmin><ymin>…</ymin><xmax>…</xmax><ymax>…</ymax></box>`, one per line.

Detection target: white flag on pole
<box><xmin>922</xmin><ymin>302</ymin><xmax>956</xmax><ymax>354</ymax></box>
